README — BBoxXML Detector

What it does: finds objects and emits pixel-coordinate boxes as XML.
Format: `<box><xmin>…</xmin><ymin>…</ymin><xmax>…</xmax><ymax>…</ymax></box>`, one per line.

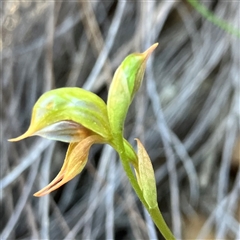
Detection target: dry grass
<box><xmin>1</xmin><ymin>1</ymin><xmax>239</xmax><ymax>239</ymax></box>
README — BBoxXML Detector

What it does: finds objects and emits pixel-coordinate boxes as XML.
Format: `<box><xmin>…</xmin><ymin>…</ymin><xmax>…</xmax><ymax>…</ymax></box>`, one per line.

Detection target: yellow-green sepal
<box><xmin>107</xmin><ymin>44</ymin><xmax>158</xmax><ymax>138</ymax></box>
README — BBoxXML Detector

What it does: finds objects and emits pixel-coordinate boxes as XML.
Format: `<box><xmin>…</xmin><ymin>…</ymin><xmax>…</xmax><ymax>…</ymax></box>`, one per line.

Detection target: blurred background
<box><xmin>1</xmin><ymin>1</ymin><xmax>239</xmax><ymax>239</ymax></box>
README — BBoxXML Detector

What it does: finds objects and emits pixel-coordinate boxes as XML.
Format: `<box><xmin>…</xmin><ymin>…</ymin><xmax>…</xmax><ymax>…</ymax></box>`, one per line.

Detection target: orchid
<box><xmin>9</xmin><ymin>43</ymin><xmax>175</xmax><ymax>239</ymax></box>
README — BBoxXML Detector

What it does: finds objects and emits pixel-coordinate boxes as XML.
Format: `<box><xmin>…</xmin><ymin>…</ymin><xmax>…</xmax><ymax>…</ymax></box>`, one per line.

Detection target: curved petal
<box><xmin>33</xmin><ymin>135</ymin><xmax>105</xmax><ymax>197</ymax></box>
<box><xmin>9</xmin><ymin>87</ymin><xmax>111</xmax><ymax>142</ymax></box>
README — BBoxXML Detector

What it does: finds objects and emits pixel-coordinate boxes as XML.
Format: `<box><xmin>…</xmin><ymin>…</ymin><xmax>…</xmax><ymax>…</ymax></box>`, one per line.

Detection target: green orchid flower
<box><xmin>9</xmin><ymin>43</ymin><xmax>176</xmax><ymax>239</ymax></box>
<box><xmin>9</xmin><ymin>44</ymin><xmax>157</xmax><ymax>196</ymax></box>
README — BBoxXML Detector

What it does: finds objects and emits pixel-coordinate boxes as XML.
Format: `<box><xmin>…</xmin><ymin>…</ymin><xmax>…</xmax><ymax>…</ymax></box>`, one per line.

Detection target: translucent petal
<box><xmin>9</xmin><ymin>121</ymin><xmax>92</xmax><ymax>143</ymax></box>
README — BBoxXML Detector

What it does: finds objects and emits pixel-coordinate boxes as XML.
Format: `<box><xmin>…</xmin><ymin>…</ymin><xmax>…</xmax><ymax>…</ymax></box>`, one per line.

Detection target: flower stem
<box><xmin>115</xmin><ymin>141</ymin><xmax>176</xmax><ymax>240</ymax></box>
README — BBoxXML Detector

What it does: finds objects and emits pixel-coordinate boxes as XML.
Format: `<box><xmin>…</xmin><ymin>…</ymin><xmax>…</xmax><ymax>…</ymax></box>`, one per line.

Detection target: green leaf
<box><xmin>9</xmin><ymin>87</ymin><xmax>111</xmax><ymax>141</ymax></box>
<box><xmin>135</xmin><ymin>138</ymin><xmax>158</xmax><ymax>209</ymax></box>
<box><xmin>107</xmin><ymin>44</ymin><xmax>158</xmax><ymax>138</ymax></box>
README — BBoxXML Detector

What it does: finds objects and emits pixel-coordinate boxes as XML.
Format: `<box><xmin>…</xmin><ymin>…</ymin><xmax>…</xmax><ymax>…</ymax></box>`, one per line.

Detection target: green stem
<box><xmin>187</xmin><ymin>0</ymin><xmax>240</xmax><ymax>38</ymax></box>
<box><xmin>149</xmin><ymin>206</ymin><xmax>176</xmax><ymax>240</ymax></box>
<box><xmin>115</xmin><ymin>139</ymin><xmax>176</xmax><ymax>240</ymax></box>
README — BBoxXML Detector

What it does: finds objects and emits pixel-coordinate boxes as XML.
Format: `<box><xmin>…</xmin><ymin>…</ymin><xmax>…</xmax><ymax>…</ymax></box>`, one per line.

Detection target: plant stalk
<box><xmin>115</xmin><ymin>140</ymin><xmax>176</xmax><ymax>240</ymax></box>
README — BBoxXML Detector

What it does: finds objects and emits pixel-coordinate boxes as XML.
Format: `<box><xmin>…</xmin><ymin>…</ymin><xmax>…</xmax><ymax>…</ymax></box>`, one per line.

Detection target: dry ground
<box><xmin>1</xmin><ymin>1</ymin><xmax>240</xmax><ymax>239</ymax></box>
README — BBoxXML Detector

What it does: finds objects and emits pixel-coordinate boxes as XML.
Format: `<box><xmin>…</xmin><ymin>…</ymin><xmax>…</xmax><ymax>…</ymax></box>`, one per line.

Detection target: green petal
<box><xmin>107</xmin><ymin>44</ymin><xmax>158</xmax><ymax>138</ymax></box>
<box><xmin>9</xmin><ymin>88</ymin><xmax>111</xmax><ymax>141</ymax></box>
